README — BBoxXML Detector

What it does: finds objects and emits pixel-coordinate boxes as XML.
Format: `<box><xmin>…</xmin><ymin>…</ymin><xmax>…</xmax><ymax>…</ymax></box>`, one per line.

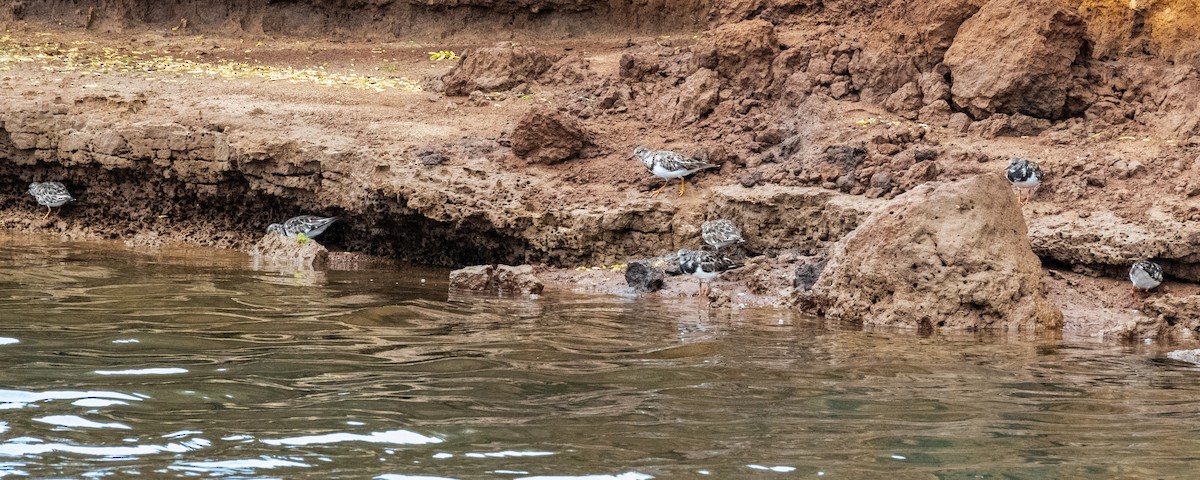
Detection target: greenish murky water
<box><xmin>2</xmin><ymin>235</ymin><xmax>1200</xmax><ymax>479</ymax></box>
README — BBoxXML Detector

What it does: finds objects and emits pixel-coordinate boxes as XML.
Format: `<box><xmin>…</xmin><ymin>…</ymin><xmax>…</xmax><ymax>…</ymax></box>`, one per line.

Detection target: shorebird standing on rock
<box><xmin>267</xmin><ymin>215</ymin><xmax>339</xmax><ymax>240</ymax></box>
<box><xmin>633</xmin><ymin>146</ymin><xmax>718</xmax><ymax>197</ymax></box>
<box><xmin>27</xmin><ymin>181</ymin><xmax>75</xmax><ymax>220</ymax></box>
<box><xmin>1006</xmin><ymin>157</ymin><xmax>1043</xmax><ymax>206</ymax></box>
<box><xmin>677</xmin><ymin>249</ymin><xmax>743</xmax><ymax>304</ymax></box>
<box><xmin>1129</xmin><ymin>260</ymin><xmax>1163</xmax><ymax>299</ymax></box>
<box><xmin>701</xmin><ymin>219</ymin><xmax>745</xmax><ymax>250</ymax></box>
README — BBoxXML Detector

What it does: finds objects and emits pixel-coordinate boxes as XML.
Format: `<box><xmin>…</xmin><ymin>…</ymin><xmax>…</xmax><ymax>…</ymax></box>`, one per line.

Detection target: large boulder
<box><xmin>441</xmin><ymin>43</ymin><xmax>560</xmax><ymax>96</ymax></box>
<box><xmin>943</xmin><ymin>0</ymin><xmax>1086</xmax><ymax>119</ymax></box>
<box><xmin>811</xmin><ymin>174</ymin><xmax>1063</xmax><ymax>331</ymax></box>
<box><xmin>510</xmin><ymin>106</ymin><xmax>592</xmax><ymax>164</ymax></box>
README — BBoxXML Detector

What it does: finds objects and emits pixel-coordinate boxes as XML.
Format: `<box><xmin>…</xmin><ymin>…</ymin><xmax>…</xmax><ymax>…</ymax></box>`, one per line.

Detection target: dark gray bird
<box><xmin>1129</xmin><ymin>260</ymin><xmax>1163</xmax><ymax>298</ymax></box>
<box><xmin>267</xmin><ymin>215</ymin><xmax>339</xmax><ymax>239</ymax></box>
<box><xmin>701</xmin><ymin>219</ymin><xmax>745</xmax><ymax>249</ymax></box>
<box><xmin>28</xmin><ymin>182</ymin><xmax>75</xmax><ymax>220</ymax></box>
<box><xmin>1006</xmin><ymin>157</ymin><xmax>1043</xmax><ymax>206</ymax></box>
<box><xmin>633</xmin><ymin>146</ymin><xmax>718</xmax><ymax>197</ymax></box>
<box><xmin>677</xmin><ymin>249</ymin><xmax>743</xmax><ymax>301</ymax></box>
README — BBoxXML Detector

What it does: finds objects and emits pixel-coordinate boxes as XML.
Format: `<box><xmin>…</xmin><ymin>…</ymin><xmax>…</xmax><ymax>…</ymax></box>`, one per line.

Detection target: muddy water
<box><xmin>2</xmin><ymin>237</ymin><xmax>1200</xmax><ymax>478</ymax></box>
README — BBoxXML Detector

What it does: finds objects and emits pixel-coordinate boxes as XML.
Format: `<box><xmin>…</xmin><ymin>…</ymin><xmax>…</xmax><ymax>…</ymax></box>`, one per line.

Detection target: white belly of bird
<box><xmin>1011</xmin><ymin>175</ymin><xmax>1040</xmax><ymax>189</ymax></box>
<box><xmin>690</xmin><ymin>269</ymin><xmax>720</xmax><ymax>281</ymax></box>
<box><xmin>651</xmin><ymin>164</ymin><xmax>689</xmax><ymax>179</ymax></box>
<box><xmin>1130</xmin><ymin>270</ymin><xmax>1161</xmax><ymax>290</ymax></box>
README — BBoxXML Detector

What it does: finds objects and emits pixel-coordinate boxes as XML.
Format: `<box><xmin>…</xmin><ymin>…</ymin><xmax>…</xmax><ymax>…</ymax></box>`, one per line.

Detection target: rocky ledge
<box><xmin>2</xmin><ymin>0</ymin><xmax>1200</xmax><ymax>340</ymax></box>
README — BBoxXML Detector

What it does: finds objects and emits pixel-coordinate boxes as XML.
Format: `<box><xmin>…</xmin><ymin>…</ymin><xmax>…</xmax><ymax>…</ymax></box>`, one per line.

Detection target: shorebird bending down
<box><xmin>701</xmin><ymin>219</ymin><xmax>746</xmax><ymax>250</ymax></box>
<box><xmin>266</xmin><ymin>215</ymin><xmax>339</xmax><ymax>240</ymax></box>
<box><xmin>633</xmin><ymin>146</ymin><xmax>718</xmax><ymax>197</ymax></box>
<box><xmin>1129</xmin><ymin>260</ymin><xmax>1163</xmax><ymax>299</ymax></box>
<box><xmin>28</xmin><ymin>181</ymin><xmax>75</xmax><ymax>220</ymax></box>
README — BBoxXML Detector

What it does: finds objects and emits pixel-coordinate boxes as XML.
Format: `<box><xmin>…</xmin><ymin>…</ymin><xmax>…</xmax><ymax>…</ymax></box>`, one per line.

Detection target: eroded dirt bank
<box><xmin>2</xmin><ymin>0</ymin><xmax>1200</xmax><ymax>340</ymax></box>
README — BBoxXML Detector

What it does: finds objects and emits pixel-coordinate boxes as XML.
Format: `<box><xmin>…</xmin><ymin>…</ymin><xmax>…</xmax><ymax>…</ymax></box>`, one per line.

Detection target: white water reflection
<box><xmin>463</xmin><ymin>450</ymin><xmax>554</xmax><ymax>458</ymax></box>
<box><xmin>33</xmin><ymin>415</ymin><xmax>131</xmax><ymax>430</ymax></box>
<box><xmin>71</xmin><ymin>399</ymin><xmax>129</xmax><ymax>407</ymax></box>
<box><xmin>260</xmin><ymin>429</ymin><xmax>442</xmax><ymax>446</ymax></box>
<box><xmin>170</xmin><ymin>456</ymin><xmax>310</xmax><ymax>474</ymax></box>
<box><xmin>515</xmin><ymin>473</ymin><xmax>654</xmax><ymax>480</ymax></box>
<box><xmin>0</xmin><ymin>440</ymin><xmax>195</xmax><ymax>457</ymax></box>
<box><xmin>93</xmin><ymin>368</ymin><xmax>188</xmax><ymax>375</ymax></box>
<box><xmin>0</xmin><ymin>389</ymin><xmax>144</xmax><ymax>408</ymax></box>
<box><xmin>376</xmin><ymin>475</ymin><xmax>459</xmax><ymax>480</ymax></box>
<box><xmin>747</xmin><ymin>464</ymin><xmax>797</xmax><ymax>472</ymax></box>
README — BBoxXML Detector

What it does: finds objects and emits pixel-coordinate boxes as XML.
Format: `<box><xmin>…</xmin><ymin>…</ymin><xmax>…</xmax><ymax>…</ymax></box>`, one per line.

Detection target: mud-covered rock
<box><xmin>492</xmin><ymin>264</ymin><xmax>545</xmax><ymax>295</ymax></box>
<box><xmin>707</xmin><ymin>185</ymin><xmax>882</xmax><ymax>255</ymax></box>
<box><xmin>883</xmin><ymin>82</ymin><xmax>923</xmax><ymax>118</ymax></box>
<box><xmin>442</xmin><ymin>43</ymin><xmax>560</xmax><ymax>96</ymax></box>
<box><xmin>849</xmin><ymin>0</ymin><xmax>981</xmax><ymax>102</ymax></box>
<box><xmin>943</xmin><ymin>0</ymin><xmax>1086</xmax><ymax>119</ymax></box>
<box><xmin>624</xmin><ymin>261</ymin><xmax>665</xmax><ymax>292</ymax></box>
<box><xmin>415</xmin><ymin>145</ymin><xmax>447</xmax><ymax>166</ymax></box>
<box><xmin>1027</xmin><ymin>210</ymin><xmax>1200</xmax><ymax>281</ymax></box>
<box><xmin>449</xmin><ymin>264</ymin><xmax>544</xmax><ymax>295</ymax></box>
<box><xmin>448</xmin><ymin>265</ymin><xmax>493</xmax><ymax>290</ymax></box>
<box><xmin>248</xmin><ymin>233</ymin><xmax>330</xmax><ymax>270</ymax></box>
<box><xmin>701</xmin><ymin>19</ymin><xmax>779</xmax><ymax>91</ymax></box>
<box><xmin>793</xmin><ymin>258</ymin><xmax>827</xmax><ymax>291</ymax></box>
<box><xmin>811</xmin><ymin>174</ymin><xmax>1063</xmax><ymax>331</ymax></box>
<box><xmin>671</xmin><ymin>68</ymin><xmax>721</xmax><ymax>125</ymax></box>
<box><xmin>1140</xmin><ymin>295</ymin><xmax>1200</xmax><ymax>340</ymax></box>
<box><xmin>1081</xmin><ymin>0</ymin><xmax>1200</xmax><ymax>65</ymax></box>
<box><xmin>510</xmin><ymin>106</ymin><xmax>591</xmax><ymax>164</ymax></box>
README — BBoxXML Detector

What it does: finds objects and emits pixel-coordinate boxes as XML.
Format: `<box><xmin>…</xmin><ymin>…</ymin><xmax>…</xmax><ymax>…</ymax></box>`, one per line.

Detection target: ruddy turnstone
<box><xmin>677</xmin><ymin>249</ymin><xmax>743</xmax><ymax>302</ymax></box>
<box><xmin>701</xmin><ymin>219</ymin><xmax>745</xmax><ymax>250</ymax></box>
<box><xmin>1006</xmin><ymin>157</ymin><xmax>1043</xmax><ymax>206</ymax></box>
<box><xmin>1129</xmin><ymin>260</ymin><xmax>1163</xmax><ymax>298</ymax></box>
<box><xmin>27</xmin><ymin>181</ymin><xmax>74</xmax><ymax>220</ymax></box>
<box><xmin>633</xmin><ymin>146</ymin><xmax>718</xmax><ymax>197</ymax></box>
<box><xmin>267</xmin><ymin>215</ymin><xmax>339</xmax><ymax>239</ymax></box>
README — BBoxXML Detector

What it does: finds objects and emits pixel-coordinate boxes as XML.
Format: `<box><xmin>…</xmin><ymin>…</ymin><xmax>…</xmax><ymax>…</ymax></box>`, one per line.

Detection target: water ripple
<box><xmin>3</xmin><ymin>237</ymin><xmax>1200</xmax><ymax>478</ymax></box>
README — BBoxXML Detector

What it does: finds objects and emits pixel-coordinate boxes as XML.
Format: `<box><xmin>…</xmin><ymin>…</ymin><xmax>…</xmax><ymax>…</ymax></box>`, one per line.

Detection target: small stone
<box><xmin>947</xmin><ymin>112</ymin><xmax>972</xmax><ymax>134</ymax></box>
<box><xmin>869</xmin><ymin>171</ymin><xmax>894</xmax><ymax>190</ymax></box>
<box><xmin>794</xmin><ymin>259</ymin><xmax>828</xmax><ymax>291</ymax></box>
<box><xmin>624</xmin><ymin>261</ymin><xmax>665</xmax><ymax>293</ymax></box>
<box><xmin>829</xmin><ymin>80</ymin><xmax>852</xmax><ymax>99</ymax></box>
<box><xmin>739</xmin><ymin>172</ymin><xmax>761</xmax><ymax>188</ymax></box>
<box><xmin>876</xmin><ymin>143</ymin><xmax>902</xmax><ymax>156</ymax></box>
<box><xmin>415</xmin><ymin>145</ymin><xmax>447</xmax><ymax>166</ymax></box>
